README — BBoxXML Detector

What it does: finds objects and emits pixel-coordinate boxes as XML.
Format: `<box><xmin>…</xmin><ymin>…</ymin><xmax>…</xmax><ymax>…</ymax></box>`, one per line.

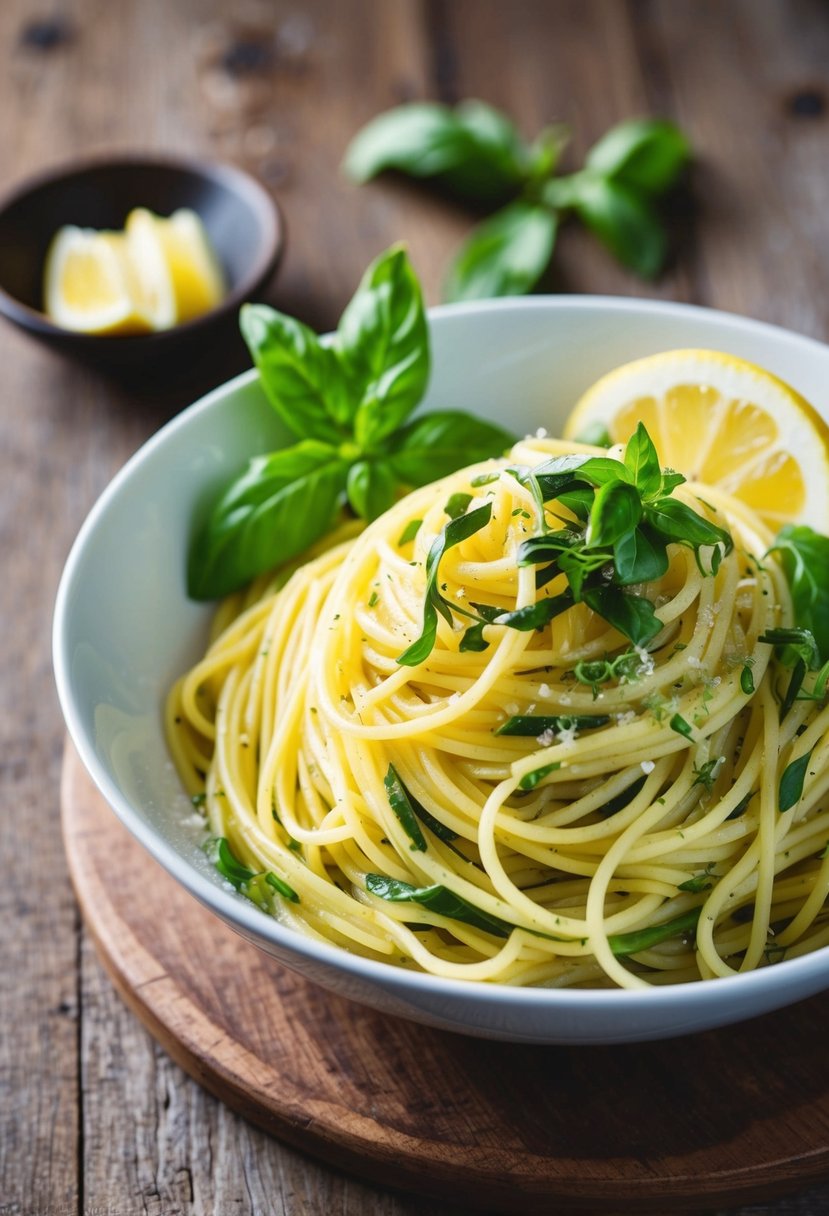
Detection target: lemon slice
<box><xmin>125</xmin><ymin>207</ymin><xmax>224</xmax><ymax>329</ymax></box>
<box><xmin>43</xmin><ymin>226</ymin><xmax>152</xmax><ymax>335</ymax></box>
<box><xmin>564</xmin><ymin>349</ymin><xmax>829</xmax><ymax>530</ymax></box>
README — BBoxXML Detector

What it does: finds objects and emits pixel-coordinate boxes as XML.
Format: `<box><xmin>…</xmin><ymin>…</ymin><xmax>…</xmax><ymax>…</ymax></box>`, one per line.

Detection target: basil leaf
<box><xmin>384</xmin><ymin>764</ymin><xmax>427</xmax><ymax>851</ymax></box>
<box><xmin>670</xmin><ymin>713</ymin><xmax>694</xmax><ymax>740</ymax></box>
<box><xmin>398</xmin><ymin>502</ymin><xmax>493</xmax><ymax>666</ymax></box>
<box><xmin>384</xmin><ymin>767</ymin><xmax>460</xmax><ymax>845</ymax></box>
<box><xmin>444</xmin><ymin>201</ymin><xmax>557</xmax><ymax>302</ymax></box>
<box><xmin>558</xmin><ymin>487</ymin><xmax>596</xmax><ymax>521</ymax></box>
<box><xmin>240</xmin><ymin>304</ymin><xmax>353</xmax><ymax>438</ymax></box>
<box><xmin>598</xmin><ymin>775</ymin><xmax>647</xmax><ymax>818</ymax></box>
<box><xmin>397</xmin><ymin>518</ymin><xmax>422</xmax><ymax>547</ymax></box>
<box><xmin>678</xmin><ymin>863</ymin><xmax>717</xmax><ymax>893</ymax></box>
<box><xmin>342</xmin><ymin>100</ymin><xmax>528</xmax><ymax>206</ymax></box>
<box><xmin>495</xmin><ymin>714</ymin><xmax>609</xmax><ymax>736</ymax></box>
<box><xmin>346</xmin><ymin>459</ymin><xmax>398</xmax><ymax>521</ymax></box>
<box><xmin>582</xmin><ymin>587</ymin><xmax>662</xmax><ymax>646</ymax></box>
<box><xmin>444</xmin><ymin>492</ymin><xmax>473</xmax><ymax>519</ymax></box>
<box><xmin>645</xmin><ymin>497</ymin><xmax>733</xmax><ymax>553</ymax></box>
<box><xmin>459</xmin><ymin>621</ymin><xmax>489</xmax><ymax>652</ymax></box>
<box><xmin>188</xmin><ymin>442</ymin><xmax>348</xmax><ymax>600</ymax></box>
<box><xmin>624</xmin><ymin>421</ymin><xmax>662</xmax><ymax>498</ymax></box>
<box><xmin>608</xmin><ymin>908</ymin><xmax>700</xmax><ymax>957</ymax></box>
<box><xmin>613</xmin><ymin>524</ymin><xmax>669</xmax><ymax>585</ymax></box>
<box><xmin>585</xmin><ymin>480</ymin><xmax>643</xmax><ymax>549</ymax></box>
<box><xmin>768</xmin><ymin>525</ymin><xmax>829</xmax><ymax>662</ymax></box>
<box><xmin>779</xmin><ymin>749</ymin><xmax>813</xmax><ymax>813</ymax></box>
<box><xmin>518</xmin><ymin>529</ymin><xmax>583</xmax><ymax>566</ymax></box>
<box><xmin>205</xmin><ymin>837</ymin><xmax>255</xmax><ymax>889</ymax></box>
<box><xmin>494</xmin><ymin>590</ymin><xmax>574</xmax><ymax>631</ymax></box>
<box><xmin>524</xmin><ymin>453</ymin><xmax>628</xmax><ymax>500</ymax></box>
<box><xmin>585</xmin><ymin>118</ymin><xmax>690</xmax><ymax>195</ymax></box>
<box><xmin>660</xmin><ymin>469</ymin><xmax>686</xmax><ymax>495</ymax></box>
<box><xmin>336</xmin><ymin>246</ymin><xmax>430</xmax><ymax>448</ymax></box>
<box><xmin>518</xmin><ymin>761</ymin><xmax>561</xmax><ymax>791</ymax></box>
<box><xmin>387</xmin><ymin>410</ymin><xmax>515</xmax><ymax>486</ymax></box>
<box><xmin>570</xmin><ymin>176</ymin><xmax>667</xmax><ymax>278</ymax></box>
<box><xmin>264</xmin><ymin>872</ymin><xmax>300</xmax><ymax>903</ymax></box>
<box><xmin>366</xmin><ymin>873</ymin><xmax>511</xmax><ymax>937</ymax></box>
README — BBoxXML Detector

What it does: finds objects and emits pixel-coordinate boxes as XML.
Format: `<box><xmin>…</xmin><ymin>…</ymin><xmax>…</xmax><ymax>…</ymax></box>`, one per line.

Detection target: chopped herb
<box><xmin>518</xmin><ymin>760</ymin><xmax>562</xmax><ymax>791</ymax></box>
<box><xmin>670</xmin><ymin>713</ymin><xmax>693</xmax><ymax>740</ymax></box>
<box><xmin>496</xmin><ymin>713</ymin><xmax>609</xmax><ymax>736</ymax></box>
<box><xmin>366</xmin><ymin>873</ymin><xmax>511</xmax><ymax>937</ymax></box>
<box><xmin>608</xmin><ymin>907</ymin><xmax>701</xmax><ymax>956</ymax></box>
<box><xmin>191</xmin><ymin>793</ymin><xmax>207</xmax><ymax>807</ymax></box>
<box><xmin>384</xmin><ymin>764</ymin><xmax>428</xmax><ymax>851</ymax></box>
<box><xmin>740</xmin><ymin>664</ymin><xmax>755</xmax><ymax>695</ymax></box>
<box><xmin>692</xmin><ymin>758</ymin><xmax>722</xmax><ymax>792</ymax></box>
<box><xmin>779</xmin><ymin>748</ymin><xmax>813</xmax><ymax>813</ymax></box>
<box><xmin>265</xmin><ymin>871</ymin><xmax>300</xmax><ymax>903</ymax></box>
<box><xmin>204</xmin><ymin>837</ymin><xmax>300</xmax><ymax>906</ymax></box>
<box><xmin>204</xmin><ymin>836</ymin><xmax>254</xmax><ymax>889</ymax></box>
<box><xmin>397</xmin><ymin>518</ymin><xmax>423</xmax><ymax>547</ymax></box>
<box><xmin>678</xmin><ymin>862</ymin><xmax>717</xmax><ymax>892</ymax></box>
<box><xmin>444</xmin><ymin>491</ymin><xmax>473</xmax><ymax>519</ymax></box>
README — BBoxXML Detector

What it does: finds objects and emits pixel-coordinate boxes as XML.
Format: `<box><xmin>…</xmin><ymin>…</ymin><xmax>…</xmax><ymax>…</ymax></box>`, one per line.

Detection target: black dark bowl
<box><xmin>0</xmin><ymin>154</ymin><xmax>284</xmax><ymax>375</ymax></box>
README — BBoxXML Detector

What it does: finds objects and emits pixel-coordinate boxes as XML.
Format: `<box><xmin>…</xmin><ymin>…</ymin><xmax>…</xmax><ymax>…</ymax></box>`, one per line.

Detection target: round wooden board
<box><xmin>62</xmin><ymin>743</ymin><xmax>829</xmax><ymax>1214</ymax></box>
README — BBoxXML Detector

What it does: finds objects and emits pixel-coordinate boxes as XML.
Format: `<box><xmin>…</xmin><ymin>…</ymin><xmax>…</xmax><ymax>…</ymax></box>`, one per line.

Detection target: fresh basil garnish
<box><xmin>397</xmin><ymin>502</ymin><xmax>493</xmax><ymax>667</ymax></box>
<box><xmin>366</xmin><ymin>872</ymin><xmax>512</xmax><ymax>938</ymax></box>
<box><xmin>779</xmin><ymin>749</ymin><xmax>813</xmax><ymax>813</ymax></box>
<box><xmin>187</xmin><ymin>247</ymin><xmax>515</xmax><ymax>600</ymax></box>
<box><xmin>345</xmin><ymin>105</ymin><xmax>690</xmax><ymax>299</ymax></box>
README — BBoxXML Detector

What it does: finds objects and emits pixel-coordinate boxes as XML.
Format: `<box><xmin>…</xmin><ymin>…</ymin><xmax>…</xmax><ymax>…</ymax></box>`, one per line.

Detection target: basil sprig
<box><xmin>187</xmin><ymin>247</ymin><xmax>514</xmax><ymax>599</ymax></box>
<box><xmin>344</xmin><ymin>102</ymin><xmax>689</xmax><ymax>300</ymax></box>
<box><xmin>399</xmin><ymin>422</ymin><xmax>731</xmax><ymax>667</ymax></box>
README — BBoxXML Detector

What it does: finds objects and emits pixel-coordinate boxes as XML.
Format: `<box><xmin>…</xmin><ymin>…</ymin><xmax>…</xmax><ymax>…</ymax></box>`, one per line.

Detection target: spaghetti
<box><xmin>167</xmin><ymin>435</ymin><xmax>829</xmax><ymax>989</ymax></box>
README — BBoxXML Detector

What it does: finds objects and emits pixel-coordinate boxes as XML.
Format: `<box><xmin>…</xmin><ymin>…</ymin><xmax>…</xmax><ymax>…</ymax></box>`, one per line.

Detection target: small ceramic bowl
<box><xmin>0</xmin><ymin>154</ymin><xmax>283</xmax><ymax>373</ymax></box>
<box><xmin>53</xmin><ymin>296</ymin><xmax>829</xmax><ymax>1044</ymax></box>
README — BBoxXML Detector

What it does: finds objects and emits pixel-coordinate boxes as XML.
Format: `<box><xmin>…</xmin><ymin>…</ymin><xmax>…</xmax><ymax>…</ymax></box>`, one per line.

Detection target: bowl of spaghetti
<box><xmin>54</xmin><ymin>294</ymin><xmax>829</xmax><ymax>1043</ymax></box>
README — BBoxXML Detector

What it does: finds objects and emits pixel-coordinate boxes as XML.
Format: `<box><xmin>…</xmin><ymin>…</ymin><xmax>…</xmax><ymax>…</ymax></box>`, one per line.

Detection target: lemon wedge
<box><xmin>43</xmin><ymin>226</ymin><xmax>153</xmax><ymax>335</ymax></box>
<box><xmin>564</xmin><ymin>349</ymin><xmax>829</xmax><ymax>530</ymax></box>
<box><xmin>125</xmin><ymin>207</ymin><xmax>225</xmax><ymax>329</ymax></box>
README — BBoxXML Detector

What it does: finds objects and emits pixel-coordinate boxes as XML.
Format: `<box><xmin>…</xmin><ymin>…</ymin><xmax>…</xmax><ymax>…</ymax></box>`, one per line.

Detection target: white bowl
<box><xmin>54</xmin><ymin>296</ymin><xmax>829</xmax><ymax>1044</ymax></box>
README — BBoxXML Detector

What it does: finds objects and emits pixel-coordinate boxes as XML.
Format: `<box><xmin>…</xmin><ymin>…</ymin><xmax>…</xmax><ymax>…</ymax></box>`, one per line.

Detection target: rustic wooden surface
<box><xmin>2</xmin><ymin>1</ymin><xmax>829</xmax><ymax>1213</ymax></box>
<box><xmin>61</xmin><ymin>744</ymin><xmax>829</xmax><ymax>1213</ymax></box>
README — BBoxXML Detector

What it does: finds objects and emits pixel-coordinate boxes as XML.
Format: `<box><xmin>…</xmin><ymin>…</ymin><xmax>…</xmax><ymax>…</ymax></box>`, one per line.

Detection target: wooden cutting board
<box><xmin>62</xmin><ymin>742</ymin><xmax>829</xmax><ymax>1213</ymax></box>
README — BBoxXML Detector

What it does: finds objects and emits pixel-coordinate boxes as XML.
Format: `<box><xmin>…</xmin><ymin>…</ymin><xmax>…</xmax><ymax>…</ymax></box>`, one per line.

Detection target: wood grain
<box><xmin>3</xmin><ymin>0</ymin><xmax>829</xmax><ymax>1213</ymax></box>
<box><xmin>63</xmin><ymin>744</ymin><xmax>829</xmax><ymax>1214</ymax></box>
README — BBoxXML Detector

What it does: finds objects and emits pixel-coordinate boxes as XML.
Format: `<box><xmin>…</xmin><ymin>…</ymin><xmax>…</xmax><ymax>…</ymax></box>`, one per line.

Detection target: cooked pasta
<box><xmin>167</xmin><ymin>436</ymin><xmax>829</xmax><ymax>989</ymax></box>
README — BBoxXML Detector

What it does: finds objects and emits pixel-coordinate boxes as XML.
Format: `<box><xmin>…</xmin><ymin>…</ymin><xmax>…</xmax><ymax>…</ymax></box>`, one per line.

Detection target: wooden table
<box><xmin>3</xmin><ymin>1</ymin><xmax>829</xmax><ymax>1212</ymax></box>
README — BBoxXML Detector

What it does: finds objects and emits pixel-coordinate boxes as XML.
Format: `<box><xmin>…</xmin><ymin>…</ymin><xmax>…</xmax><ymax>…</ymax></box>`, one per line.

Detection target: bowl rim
<box><xmin>0</xmin><ymin>151</ymin><xmax>284</xmax><ymax>344</ymax></box>
<box><xmin>53</xmin><ymin>292</ymin><xmax>829</xmax><ymax>1013</ymax></box>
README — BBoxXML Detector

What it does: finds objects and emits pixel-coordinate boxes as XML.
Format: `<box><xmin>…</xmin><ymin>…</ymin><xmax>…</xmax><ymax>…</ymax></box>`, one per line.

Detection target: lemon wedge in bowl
<box><xmin>43</xmin><ymin>226</ymin><xmax>153</xmax><ymax>336</ymax></box>
<box><xmin>564</xmin><ymin>348</ymin><xmax>829</xmax><ymax>530</ymax></box>
<box><xmin>125</xmin><ymin>207</ymin><xmax>225</xmax><ymax>329</ymax></box>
